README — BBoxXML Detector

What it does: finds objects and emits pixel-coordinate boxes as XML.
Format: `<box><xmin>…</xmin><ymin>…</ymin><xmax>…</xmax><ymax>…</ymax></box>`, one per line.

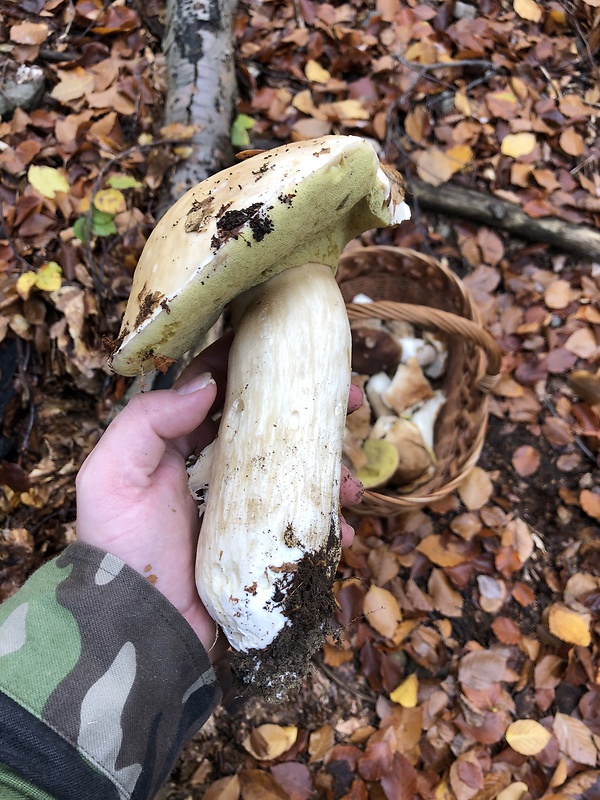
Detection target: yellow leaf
<box><xmin>506</xmin><ymin>719</ymin><xmax>552</xmax><ymax>756</ymax></box>
<box><xmin>94</xmin><ymin>188</ymin><xmax>126</xmax><ymax>215</ymax></box>
<box><xmin>454</xmin><ymin>92</ymin><xmax>472</xmax><ymax>116</ymax></box>
<box><xmin>446</xmin><ymin>144</ymin><xmax>473</xmax><ymax>169</ymax></box>
<box><xmin>35</xmin><ymin>262</ymin><xmax>62</xmax><ymax>292</ymax></box>
<box><xmin>500</xmin><ymin>132</ymin><xmax>537</xmax><ymax>158</ymax></box>
<box><xmin>496</xmin><ymin>782</ymin><xmax>529</xmax><ymax>800</ymax></box>
<box><xmin>28</xmin><ymin>165</ymin><xmax>69</xmax><ymax>199</ymax></box>
<box><xmin>242</xmin><ymin>724</ymin><xmax>298</xmax><ymax>761</ymax></box>
<box><xmin>326</xmin><ymin>99</ymin><xmax>370</xmax><ymax>121</ymax></box>
<box><xmin>514</xmin><ymin>0</ymin><xmax>543</xmax><ymax>21</ymax></box>
<box><xmin>15</xmin><ymin>272</ymin><xmax>38</xmax><ymax>300</ymax></box>
<box><xmin>50</xmin><ymin>67</ymin><xmax>95</xmax><ymax>103</ymax></box>
<box><xmin>416</xmin><ymin>146</ymin><xmax>472</xmax><ymax>187</ymax></box>
<box><xmin>390</xmin><ymin>673</ymin><xmax>419</xmax><ymax>707</ymax></box>
<box><xmin>548</xmin><ymin>603</ymin><xmax>591</xmax><ymax>646</ymax></box>
<box><xmin>363</xmin><ymin>585</ymin><xmax>402</xmax><ymax>639</ymax></box>
<box><xmin>305</xmin><ymin>59</ymin><xmax>330</xmax><ymax>83</ymax></box>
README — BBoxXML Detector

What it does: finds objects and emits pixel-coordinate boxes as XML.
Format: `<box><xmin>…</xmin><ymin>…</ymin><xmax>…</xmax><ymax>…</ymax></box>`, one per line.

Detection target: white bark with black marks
<box><xmin>163</xmin><ymin>0</ymin><xmax>238</xmax><ymax>203</ymax></box>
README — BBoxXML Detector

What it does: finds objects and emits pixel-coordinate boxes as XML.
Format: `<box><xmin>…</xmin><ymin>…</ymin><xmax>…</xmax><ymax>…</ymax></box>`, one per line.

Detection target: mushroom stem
<box><xmin>195</xmin><ymin>262</ymin><xmax>351</xmax><ymax>697</ymax></box>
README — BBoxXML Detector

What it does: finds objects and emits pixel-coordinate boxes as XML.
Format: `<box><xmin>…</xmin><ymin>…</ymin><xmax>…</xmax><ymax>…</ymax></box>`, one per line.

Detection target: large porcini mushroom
<box><xmin>109</xmin><ymin>135</ymin><xmax>409</xmax><ymax>698</ymax></box>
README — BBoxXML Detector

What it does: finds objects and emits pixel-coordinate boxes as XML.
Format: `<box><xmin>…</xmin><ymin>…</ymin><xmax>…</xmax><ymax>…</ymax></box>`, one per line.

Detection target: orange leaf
<box><xmin>511</xmin><ymin>445</ymin><xmax>540</xmax><ymax>477</ymax></box>
<box><xmin>363</xmin><ymin>585</ymin><xmax>402</xmax><ymax>639</ymax></box>
<box><xmin>559</xmin><ymin>128</ymin><xmax>585</xmax><ymax>157</ymax></box>
<box><xmin>417</xmin><ymin>534</ymin><xmax>470</xmax><ymax>567</ymax></box>
<box><xmin>10</xmin><ymin>21</ymin><xmax>49</xmax><ymax>44</ymax></box>
<box><xmin>580</xmin><ymin>490</ymin><xmax>600</xmax><ymax>521</ymax></box>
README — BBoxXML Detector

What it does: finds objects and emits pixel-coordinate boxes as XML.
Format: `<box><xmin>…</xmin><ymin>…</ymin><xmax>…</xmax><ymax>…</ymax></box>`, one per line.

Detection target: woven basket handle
<box><xmin>346</xmin><ymin>301</ymin><xmax>502</xmax><ymax>392</ymax></box>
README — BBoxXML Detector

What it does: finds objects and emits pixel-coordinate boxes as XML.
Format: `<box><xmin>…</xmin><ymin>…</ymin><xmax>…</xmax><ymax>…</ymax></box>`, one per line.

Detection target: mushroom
<box><xmin>382</xmin><ymin>357</ymin><xmax>434</xmax><ymax>415</ymax></box>
<box><xmin>109</xmin><ymin>135</ymin><xmax>410</xmax><ymax>698</ymax></box>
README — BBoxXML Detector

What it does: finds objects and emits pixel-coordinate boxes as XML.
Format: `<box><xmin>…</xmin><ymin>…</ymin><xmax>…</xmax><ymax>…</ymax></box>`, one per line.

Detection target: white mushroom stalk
<box><xmin>109</xmin><ymin>136</ymin><xmax>409</xmax><ymax>698</ymax></box>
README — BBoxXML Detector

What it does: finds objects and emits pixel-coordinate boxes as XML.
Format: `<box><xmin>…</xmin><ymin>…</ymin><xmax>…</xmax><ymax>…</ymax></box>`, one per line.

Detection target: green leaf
<box><xmin>73</xmin><ymin>216</ymin><xmax>90</xmax><ymax>242</ymax></box>
<box><xmin>231</xmin><ymin>114</ymin><xmax>255</xmax><ymax>148</ymax></box>
<box><xmin>107</xmin><ymin>174</ymin><xmax>142</xmax><ymax>190</ymax></box>
<box><xmin>91</xmin><ymin>208</ymin><xmax>117</xmax><ymax>237</ymax></box>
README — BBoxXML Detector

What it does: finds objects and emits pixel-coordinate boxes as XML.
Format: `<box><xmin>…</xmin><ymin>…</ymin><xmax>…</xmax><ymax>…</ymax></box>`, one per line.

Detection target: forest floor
<box><xmin>1</xmin><ymin>1</ymin><xmax>600</xmax><ymax>799</ymax></box>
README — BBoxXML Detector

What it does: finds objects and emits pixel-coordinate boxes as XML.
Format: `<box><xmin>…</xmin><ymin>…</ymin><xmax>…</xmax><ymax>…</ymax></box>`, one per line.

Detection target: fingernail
<box><xmin>176</xmin><ymin>371</ymin><xmax>213</xmax><ymax>395</ymax></box>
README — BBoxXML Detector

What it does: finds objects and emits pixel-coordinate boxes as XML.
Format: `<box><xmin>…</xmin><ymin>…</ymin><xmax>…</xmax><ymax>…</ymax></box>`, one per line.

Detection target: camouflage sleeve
<box><xmin>0</xmin><ymin>541</ymin><xmax>222</xmax><ymax>800</ymax></box>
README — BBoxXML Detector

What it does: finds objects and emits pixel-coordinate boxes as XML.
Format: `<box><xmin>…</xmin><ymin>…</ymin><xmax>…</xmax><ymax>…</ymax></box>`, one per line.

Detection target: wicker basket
<box><xmin>337</xmin><ymin>246</ymin><xmax>502</xmax><ymax>516</ymax></box>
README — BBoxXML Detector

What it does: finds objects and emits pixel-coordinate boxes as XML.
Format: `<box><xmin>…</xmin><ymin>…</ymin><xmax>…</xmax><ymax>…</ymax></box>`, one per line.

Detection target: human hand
<box><xmin>76</xmin><ymin>335</ymin><xmax>364</xmax><ymax>659</ymax></box>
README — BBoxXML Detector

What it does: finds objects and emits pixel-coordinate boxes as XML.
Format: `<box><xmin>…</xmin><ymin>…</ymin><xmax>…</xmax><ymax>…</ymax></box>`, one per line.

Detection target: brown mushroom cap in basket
<box><xmin>337</xmin><ymin>246</ymin><xmax>502</xmax><ymax>515</ymax></box>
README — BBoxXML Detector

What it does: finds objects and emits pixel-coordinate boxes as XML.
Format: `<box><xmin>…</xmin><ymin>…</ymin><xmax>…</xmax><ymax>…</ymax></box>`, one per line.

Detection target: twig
<box><xmin>394</xmin><ymin>55</ymin><xmax>496</xmax><ymax>73</ymax></box>
<box><xmin>311</xmin><ymin>655</ymin><xmax>377</xmax><ymax>705</ymax></box>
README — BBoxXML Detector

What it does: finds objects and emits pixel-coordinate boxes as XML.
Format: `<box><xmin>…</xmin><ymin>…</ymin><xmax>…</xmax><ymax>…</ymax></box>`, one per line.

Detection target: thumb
<box><xmin>83</xmin><ymin>374</ymin><xmax>217</xmax><ymax>484</ymax></box>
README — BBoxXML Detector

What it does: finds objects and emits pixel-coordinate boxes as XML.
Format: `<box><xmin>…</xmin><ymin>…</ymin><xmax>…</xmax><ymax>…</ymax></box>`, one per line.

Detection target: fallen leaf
<box><xmin>564</xmin><ymin>327</ymin><xmax>597</xmax><ymax>358</ymax></box>
<box><xmin>548</xmin><ymin>602</ymin><xmax>591</xmax><ymax>646</ymax></box>
<box><xmin>553</xmin><ymin>713</ymin><xmax>597</xmax><ymax>767</ymax></box>
<box><xmin>363</xmin><ymin>585</ymin><xmax>402</xmax><ymax>639</ymax></box>
<box><xmin>242</xmin><ymin>724</ymin><xmax>298</xmax><ymax>761</ymax></box>
<box><xmin>491</xmin><ymin>616</ymin><xmax>521</xmax><ymax>645</ymax></box>
<box><xmin>51</xmin><ymin>67</ymin><xmax>95</xmax><ymax>103</ymax></box>
<box><xmin>417</xmin><ymin>534</ymin><xmax>470</xmax><ymax>567</ymax></box>
<box><xmin>10</xmin><ymin>21</ymin><xmax>49</xmax><ymax>44</ymax></box>
<box><xmin>203</xmin><ymin>775</ymin><xmax>240</xmax><ymax>800</ymax></box>
<box><xmin>305</xmin><ymin>59</ymin><xmax>330</xmax><ymax>83</ymax></box>
<box><xmin>514</xmin><ymin>0</ymin><xmax>543</xmax><ymax>21</ymax></box>
<box><xmin>544</xmin><ymin>279</ymin><xmax>571</xmax><ymax>309</ymax></box>
<box><xmin>500</xmin><ymin>132</ymin><xmax>536</xmax><ymax>158</ymax></box>
<box><xmin>270</xmin><ymin>762</ymin><xmax>313</xmax><ymax>800</ymax></box>
<box><xmin>511</xmin><ymin>445</ymin><xmax>540</xmax><ymax>477</ymax></box>
<box><xmin>308</xmin><ymin>725</ymin><xmax>334</xmax><ymax>763</ymax></box>
<box><xmin>94</xmin><ymin>188</ymin><xmax>126</xmax><ymax>215</ymax></box>
<box><xmin>496</xmin><ymin>783</ymin><xmax>529</xmax><ymax>800</ymax></box>
<box><xmin>580</xmin><ymin>490</ymin><xmax>600</xmax><ymax>521</ymax></box>
<box><xmin>559</xmin><ymin>129</ymin><xmax>585</xmax><ymax>157</ymax></box>
<box><xmin>458</xmin><ymin>467</ymin><xmax>493</xmax><ymax>510</ymax></box>
<box><xmin>416</xmin><ymin>146</ymin><xmax>472</xmax><ymax>186</ymax></box>
<box><xmin>486</xmin><ymin>89</ymin><xmax>520</xmax><ymax>119</ymax></box>
<box><xmin>28</xmin><ymin>165</ymin><xmax>69</xmax><ymax>198</ymax></box>
<box><xmin>390</xmin><ymin>673</ymin><xmax>418</xmax><ymax>707</ymax></box>
<box><xmin>506</xmin><ymin>719</ymin><xmax>552</xmax><ymax>755</ymax></box>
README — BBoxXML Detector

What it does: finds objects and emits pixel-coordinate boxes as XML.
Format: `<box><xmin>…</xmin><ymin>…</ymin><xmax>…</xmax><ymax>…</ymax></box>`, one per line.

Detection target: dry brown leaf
<box><xmin>429</xmin><ymin>568</ymin><xmax>464</xmax><ymax>617</ymax></box>
<box><xmin>544</xmin><ymin>279</ymin><xmax>571</xmax><ymax>309</ymax></box>
<box><xmin>458</xmin><ymin>467</ymin><xmax>493</xmax><ymax>510</ymax></box>
<box><xmin>417</xmin><ymin>534</ymin><xmax>470</xmax><ymax>567</ymax></box>
<box><xmin>564</xmin><ymin>327</ymin><xmax>597</xmax><ymax>358</ymax></box>
<box><xmin>553</xmin><ymin>713</ymin><xmax>597</xmax><ymax>767</ymax></box>
<box><xmin>559</xmin><ymin>128</ymin><xmax>585</xmax><ymax>157</ymax></box>
<box><xmin>501</xmin><ymin>132</ymin><xmax>536</xmax><ymax>158</ymax></box>
<box><xmin>415</xmin><ymin>145</ymin><xmax>472</xmax><ymax>186</ymax></box>
<box><xmin>204</xmin><ymin>775</ymin><xmax>241</xmax><ymax>800</ymax></box>
<box><xmin>10</xmin><ymin>21</ymin><xmax>49</xmax><ymax>44</ymax></box>
<box><xmin>363</xmin><ymin>585</ymin><xmax>402</xmax><ymax>639</ymax></box>
<box><xmin>506</xmin><ymin>719</ymin><xmax>552</xmax><ymax>755</ymax></box>
<box><xmin>580</xmin><ymin>490</ymin><xmax>600</xmax><ymax>520</ymax></box>
<box><xmin>51</xmin><ymin>68</ymin><xmax>95</xmax><ymax>103</ymax></box>
<box><xmin>477</xmin><ymin>575</ymin><xmax>507</xmax><ymax>614</ymax></box>
<box><xmin>459</xmin><ymin>650</ymin><xmax>517</xmax><ymax>690</ymax></box>
<box><xmin>511</xmin><ymin>445</ymin><xmax>540</xmax><ymax>477</ymax></box>
<box><xmin>308</xmin><ymin>725</ymin><xmax>334</xmax><ymax>763</ymax></box>
<box><xmin>486</xmin><ymin>89</ymin><xmax>520</xmax><ymax>119</ymax></box>
<box><xmin>548</xmin><ymin>603</ymin><xmax>591</xmax><ymax>646</ymax></box>
<box><xmin>242</xmin><ymin>724</ymin><xmax>298</xmax><ymax>761</ymax></box>
<box><xmin>514</xmin><ymin>0</ymin><xmax>543</xmax><ymax>21</ymax></box>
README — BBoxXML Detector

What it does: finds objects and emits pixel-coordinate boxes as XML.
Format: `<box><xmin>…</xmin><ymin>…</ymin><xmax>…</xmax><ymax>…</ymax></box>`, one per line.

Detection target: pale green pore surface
<box><xmin>0</xmin><ymin>560</ymin><xmax>81</xmax><ymax>716</ymax></box>
<box><xmin>111</xmin><ymin>136</ymin><xmax>393</xmax><ymax>375</ymax></box>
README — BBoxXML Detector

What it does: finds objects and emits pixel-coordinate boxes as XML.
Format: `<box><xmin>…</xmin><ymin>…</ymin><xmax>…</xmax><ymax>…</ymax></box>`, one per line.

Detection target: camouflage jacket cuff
<box><xmin>0</xmin><ymin>541</ymin><xmax>221</xmax><ymax>800</ymax></box>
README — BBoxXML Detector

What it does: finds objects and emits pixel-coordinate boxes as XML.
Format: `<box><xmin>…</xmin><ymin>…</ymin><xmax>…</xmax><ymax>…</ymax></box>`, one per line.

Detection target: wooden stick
<box><xmin>409</xmin><ymin>179</ymin><xmax>600</xmax><ymax>261</ymax></box>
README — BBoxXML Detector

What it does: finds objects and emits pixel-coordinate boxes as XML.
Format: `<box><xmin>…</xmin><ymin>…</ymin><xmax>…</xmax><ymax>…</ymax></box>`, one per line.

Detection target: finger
<box><xmin>347</xmin><ymin>383</ymin><xmax>363</xmax><ymax>414</ymax></box>
<box><xmin>341</xmin><ymin>518</ymin><xmax>355</xmax><ymax>547</ymax></box>
<box><xmin>340</xmin><ymin>464</ymin><xmax>364</xmax><ymax>507</ymax></box>
<box><xmin>84</xmin><ymin>380</ymin><xmax>217</xmax><ymax>486</ymax></box>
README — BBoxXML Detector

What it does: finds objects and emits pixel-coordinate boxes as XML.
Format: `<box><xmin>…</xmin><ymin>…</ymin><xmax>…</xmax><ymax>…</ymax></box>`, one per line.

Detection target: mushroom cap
<box><xmin>110</xmin><ymin>135</ymin><xmax>409</xmax><ymax>375</ymax></box>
